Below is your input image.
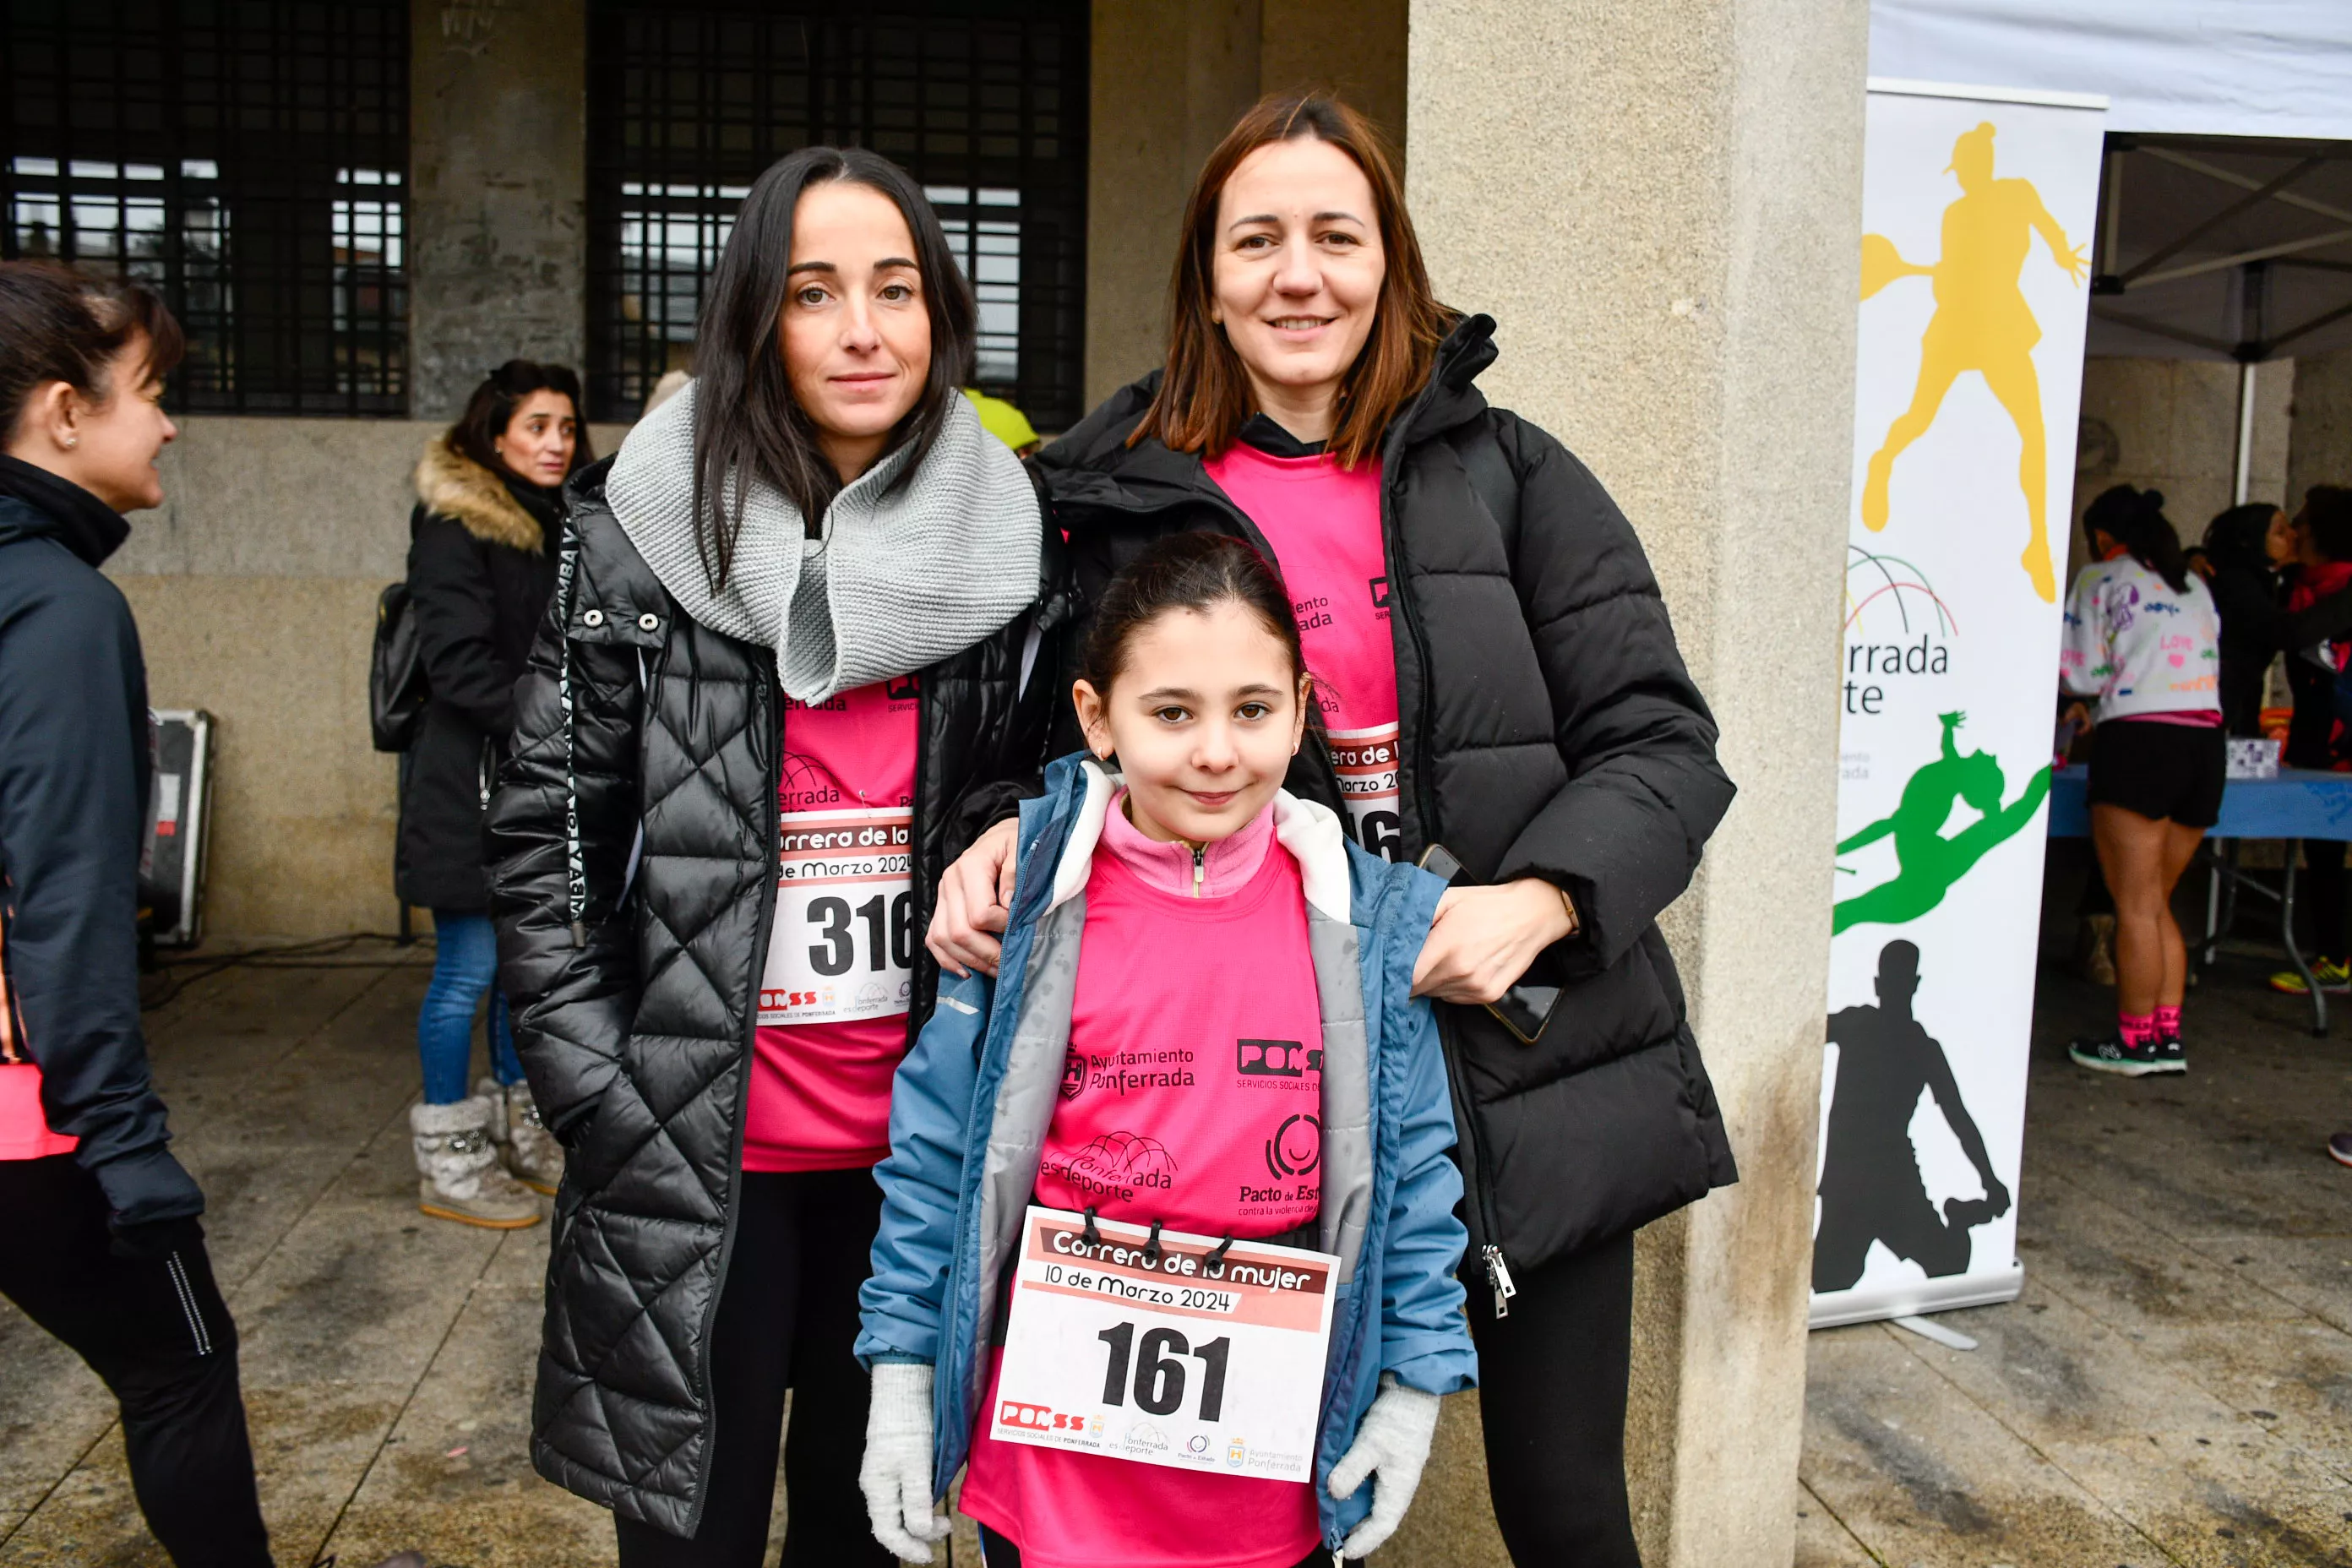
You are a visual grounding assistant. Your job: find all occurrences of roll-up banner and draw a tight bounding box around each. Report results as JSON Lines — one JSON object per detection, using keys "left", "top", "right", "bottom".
{"left": 1811, "top": 79, "right": 2107, "bottom": 1330}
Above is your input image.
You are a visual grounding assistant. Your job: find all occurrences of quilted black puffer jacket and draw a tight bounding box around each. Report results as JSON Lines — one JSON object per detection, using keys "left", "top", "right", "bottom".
{"left": 484, "top": 460, "right": 1056, "bottom": 1535}
{"left": 1031, "top": 315, "right": 1739, "bottom": 1304}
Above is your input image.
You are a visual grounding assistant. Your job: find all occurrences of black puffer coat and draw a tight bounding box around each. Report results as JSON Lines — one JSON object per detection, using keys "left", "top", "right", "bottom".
{"left": 395, "top": 438, "right": 561, "bottom": 912}
{"left": 1032, "top": 315, "right": 1739, "bottom": 1302}
{"left": 484, "top": 459, "right": 1055, "bottom": 1535}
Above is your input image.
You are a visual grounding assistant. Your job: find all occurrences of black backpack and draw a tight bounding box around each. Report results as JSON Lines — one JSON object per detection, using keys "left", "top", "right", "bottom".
{"left": 370, "top": 582, "right": 428, "bottom": 752}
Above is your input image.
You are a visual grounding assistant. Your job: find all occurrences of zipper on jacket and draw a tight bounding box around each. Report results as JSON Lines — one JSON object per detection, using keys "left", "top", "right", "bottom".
{"left": 1372, "top": 404, "right": 1514, "bottom": 1311}
{"left": 689, "top": 656, "right": 777, "bottom": 1541}
{"left": 1481, "top": 1244, "right": 1519, "bottom": 1319}
{"left": 906, "top": 672, "right": 934, "bottom": 1047}
{"left": 1190, "top": 842, "right": 1205, "bottom": 896}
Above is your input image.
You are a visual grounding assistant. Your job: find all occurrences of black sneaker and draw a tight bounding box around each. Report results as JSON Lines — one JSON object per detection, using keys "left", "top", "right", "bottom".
{"left": 2068, "top": 1032, "right": 2166, "bottom": 1077}
{"left": 2153, "top": 1034, "right": 2187, "bottom": 1075}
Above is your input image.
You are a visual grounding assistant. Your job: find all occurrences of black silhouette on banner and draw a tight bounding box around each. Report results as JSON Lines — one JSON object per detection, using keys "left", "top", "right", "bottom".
{"left": 1814, "top": 939, "right": 2012, "bottom": 1293}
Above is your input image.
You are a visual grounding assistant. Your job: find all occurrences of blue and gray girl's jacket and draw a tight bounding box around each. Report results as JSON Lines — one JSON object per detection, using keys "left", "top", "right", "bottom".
{"left": 857, "top": 754, "right": 1478, "bottom": 1549}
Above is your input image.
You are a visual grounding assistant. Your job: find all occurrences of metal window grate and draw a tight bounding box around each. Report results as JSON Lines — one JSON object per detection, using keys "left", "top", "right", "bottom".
{"left": 2, "top": 1, "right": 410, "bottom": 416}
{"left": 586, "top": 1, "right": 1087, "bottom": 429}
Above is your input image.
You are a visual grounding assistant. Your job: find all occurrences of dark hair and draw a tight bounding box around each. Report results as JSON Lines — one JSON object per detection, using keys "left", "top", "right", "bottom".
{"left": 2084, "top": 483, "right": 2191, "bottom": 593}
{"left": 2302, "top": 485, "right": 2352, "bottom": 564}
{"left": 0, "top": 259, "right": 185, "bottom": 437}
{"left": 446, "top": 359, "right": 591, "bottom": 487}
{"left": 691, "top": 146, "right": 977, "bottom": 591}
{"left": 1080, "top": 532, "right": 1306, "bottom": 697}
{"left": 2201, "top": 501, "right": 2283, "bottom": 574}
{"left": 1131, "top": 91, "right": 1446, "bottom": 471}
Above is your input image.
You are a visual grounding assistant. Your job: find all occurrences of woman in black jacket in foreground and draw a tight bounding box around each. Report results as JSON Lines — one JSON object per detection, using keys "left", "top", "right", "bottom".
{"left": 928, "top": 93, "right": 1735, "bottom": 1567}
{"left": 485, "top": 149, "right": 1053, "bottom": 1563}
{"left": 399, "top": 361, "right": 589, "bottom": 1228}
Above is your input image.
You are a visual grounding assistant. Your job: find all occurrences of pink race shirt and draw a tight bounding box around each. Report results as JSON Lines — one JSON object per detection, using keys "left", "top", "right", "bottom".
{"left": 1206, "top": 442, "right": 1402, "bottom": 860}
{"left": 743, "top": 676, "right": 920, "bottom": 1173}
{"left": 959, "top": 795, "right": 1325, "bottom": 1568}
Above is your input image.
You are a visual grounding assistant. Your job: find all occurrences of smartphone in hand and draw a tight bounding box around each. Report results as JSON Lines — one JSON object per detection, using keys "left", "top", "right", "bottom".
{"left": 1416, "top": 844, "right": 1562, "bottom": 1046}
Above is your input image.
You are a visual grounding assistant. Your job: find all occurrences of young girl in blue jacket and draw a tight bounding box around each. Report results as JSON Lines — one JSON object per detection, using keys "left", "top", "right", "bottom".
{"left": 854, "top": 532, "right": 1475, "bottom": 1567}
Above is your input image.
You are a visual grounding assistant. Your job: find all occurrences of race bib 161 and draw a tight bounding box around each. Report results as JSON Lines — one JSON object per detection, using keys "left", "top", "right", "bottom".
{"left": 990, "top": 1206, "right": 1337, "bottom": 1482}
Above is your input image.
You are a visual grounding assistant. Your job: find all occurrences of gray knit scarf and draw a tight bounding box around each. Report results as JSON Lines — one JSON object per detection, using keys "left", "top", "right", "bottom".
{"left": 606, "top": 380, "right": 1041, "bottom": 701}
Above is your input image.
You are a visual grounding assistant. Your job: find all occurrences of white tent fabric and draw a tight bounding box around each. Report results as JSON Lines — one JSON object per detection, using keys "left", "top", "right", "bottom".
{"left": 1870, "top": 1, "right": 2352, "bottom": 141}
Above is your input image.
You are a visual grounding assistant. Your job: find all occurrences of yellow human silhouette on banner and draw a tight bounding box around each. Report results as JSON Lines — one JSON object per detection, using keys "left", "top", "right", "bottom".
{"left": 1859, "top": 122, "right": 2088, "bottom": 603}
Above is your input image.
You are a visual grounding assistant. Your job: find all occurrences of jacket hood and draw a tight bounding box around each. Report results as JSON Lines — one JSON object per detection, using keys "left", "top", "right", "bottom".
{"left": 414, "top": 438, "right": 549, "bottom": 554}
{"left": 1034, "top": 313, "right": 1501, "bottom": 512}
{"left": 0, "top": 455, "right": 130, "bottom": 566}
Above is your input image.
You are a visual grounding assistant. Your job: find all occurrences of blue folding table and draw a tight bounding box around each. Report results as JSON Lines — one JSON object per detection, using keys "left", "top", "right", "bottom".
{"left": 2049, "top": 765, "right": 2352, "bottom": 1033}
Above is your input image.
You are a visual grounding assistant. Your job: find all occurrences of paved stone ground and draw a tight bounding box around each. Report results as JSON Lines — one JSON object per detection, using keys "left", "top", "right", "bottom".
{"left": 1800, "top": 856, "right": 2352, "bottom": 1568}
{"left": 2, "top": 904, "right": 2347, "bottom": 1567}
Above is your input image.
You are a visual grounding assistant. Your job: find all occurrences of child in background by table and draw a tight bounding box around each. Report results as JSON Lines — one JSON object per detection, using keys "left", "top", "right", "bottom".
{"left": 2060, "top": 484, "right": 2224, "bottom": 1077}
{"left": 853, "top": 533, "right": 1475, "bottom": 1567}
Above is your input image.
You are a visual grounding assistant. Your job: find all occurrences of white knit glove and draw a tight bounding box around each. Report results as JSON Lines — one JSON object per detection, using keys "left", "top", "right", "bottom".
{"left": 861, "top": 1362, "right": 951, "bottom": 1562}
{"left": 1326, "top": 1373, "right": 1442, "bottom": 1559}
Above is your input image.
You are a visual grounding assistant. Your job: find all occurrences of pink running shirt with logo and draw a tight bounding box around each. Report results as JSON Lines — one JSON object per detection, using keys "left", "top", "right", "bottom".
{"left": 959, "top": 795, "right": 1326, "bottom": 1568}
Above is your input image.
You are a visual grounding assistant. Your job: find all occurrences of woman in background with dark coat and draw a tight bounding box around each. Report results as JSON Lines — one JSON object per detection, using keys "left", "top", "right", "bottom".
{"left": 397, "top": 360, "right": 588, "bottom": 1228}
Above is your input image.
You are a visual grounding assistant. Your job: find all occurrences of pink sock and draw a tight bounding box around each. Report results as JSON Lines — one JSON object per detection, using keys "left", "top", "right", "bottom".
{"left": 2118, "top": 1011, "right": 2159, "bottom": 1048}
{"left": 2153, "top": 1004, "right": 2182, "bottom": 1037}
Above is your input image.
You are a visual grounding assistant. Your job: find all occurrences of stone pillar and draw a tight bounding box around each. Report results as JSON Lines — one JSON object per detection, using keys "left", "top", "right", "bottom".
{"left": 409, "top": 0, "right": 588, "bottom": 419}
{"left": 2288, "top": 346, "right": 2352, "bottom": 515}
{"left": 1395, "top": 3, "right": 1869, "bottom": 1565}
{"left": 1259, "top": 0, "right": 1410, "bottom": 148}
{"left": 1083, "top": 0, "right": 1265, "bottom": 405}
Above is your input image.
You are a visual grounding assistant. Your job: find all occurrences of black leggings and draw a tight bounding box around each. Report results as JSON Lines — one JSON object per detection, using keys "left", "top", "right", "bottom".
{"left": 0, "top": 1154, "right": 271, "bottom": 1568}
{"left": 615, "top": 1167, "right": 894, "bottom": 1568}
{"left": 1468, "top": 1230, "right": 1641, "bottom": 1567}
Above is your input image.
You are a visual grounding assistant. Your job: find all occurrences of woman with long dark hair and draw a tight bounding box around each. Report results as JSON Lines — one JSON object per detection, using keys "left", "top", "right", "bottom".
{"left": 2061, "top": 484, "right": 2224, "bottom": 1075}
{"left": 485, "top": 147, "right": 1052, "bottom": 1564}
{"left": 928, "top": 94, "right": 1737, "bottom": 1565}
{"left": 400, "top": 359, "right": 590, "bottom": 1228}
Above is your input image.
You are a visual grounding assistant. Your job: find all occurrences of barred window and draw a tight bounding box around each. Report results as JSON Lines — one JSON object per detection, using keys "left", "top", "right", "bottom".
{"left": 2, "top": 1, "right": 409, "bottom": 416}
{"left": 587, "top": 1, "right": 1088, "bottom": 430}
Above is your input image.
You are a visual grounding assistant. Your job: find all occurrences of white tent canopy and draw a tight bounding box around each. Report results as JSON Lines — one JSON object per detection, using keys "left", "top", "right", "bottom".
{"left": 1870, "top": 1, "right": 2352, "bottom": 141}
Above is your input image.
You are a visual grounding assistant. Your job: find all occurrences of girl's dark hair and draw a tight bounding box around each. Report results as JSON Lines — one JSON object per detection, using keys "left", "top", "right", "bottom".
{"left": 1133, "top": 92, "right": 1445, "bottom": 471}
{"left": 2202, "top": 500, "right": 2283, "bottom": 574}
{"left": 0, "top": 259, "right": 185, "bottom": 436}
{"left": 2302, "top": 485, "right": 2352, "bottom": 564}
{"left": 2085, "top": 483, "right": 2191, "bottom": 593}
{"left": 446, "top": 358, "right": 591, "bottom": 487}
{"left": 691, "top": 146, "right": 977, "bottom": 591}
{"left": 1081, "top": 531, "right": 1306, "bottom": 695}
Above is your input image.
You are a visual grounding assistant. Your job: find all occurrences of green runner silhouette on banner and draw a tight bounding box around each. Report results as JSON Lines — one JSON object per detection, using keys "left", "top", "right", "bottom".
{"left": 1834, "top": 711, "right": 2050, "bottom": 934}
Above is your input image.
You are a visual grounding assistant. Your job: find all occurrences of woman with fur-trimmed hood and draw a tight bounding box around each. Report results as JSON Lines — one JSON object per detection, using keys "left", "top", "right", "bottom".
{"left": 397, "top": 360, "right": 590, "bottom": 1229}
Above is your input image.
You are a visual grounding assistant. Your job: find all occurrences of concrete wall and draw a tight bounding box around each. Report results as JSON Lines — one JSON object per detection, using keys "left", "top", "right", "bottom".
{"left": 112, "top": 421, "right": 430, "bottom": 941}
{"left": 410, "top": 0, "right": 590, "bottom": 419}
{"left": 1260, "top": 0, "right": 1410, "bottom": 145}
{"left": 1393, "top": 2, "right": 1869, "bottom": 1565}
{"left": 1081, "top": 0, "right": 1410, "bottom": 406}
{"left": 110, "top": 418, "right": 629, "bottom": 941}
{"left": 2072, "top": 357, "right": 2294, "bottom": 583}
{"left": 2287, "top": 345, "right": 2352, "bottom": 515}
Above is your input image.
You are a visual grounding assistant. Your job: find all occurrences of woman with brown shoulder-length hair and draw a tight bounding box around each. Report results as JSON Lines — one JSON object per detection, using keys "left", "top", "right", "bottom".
{"left": 927, "top": 92, "right": 1738, "bottom": 1565}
